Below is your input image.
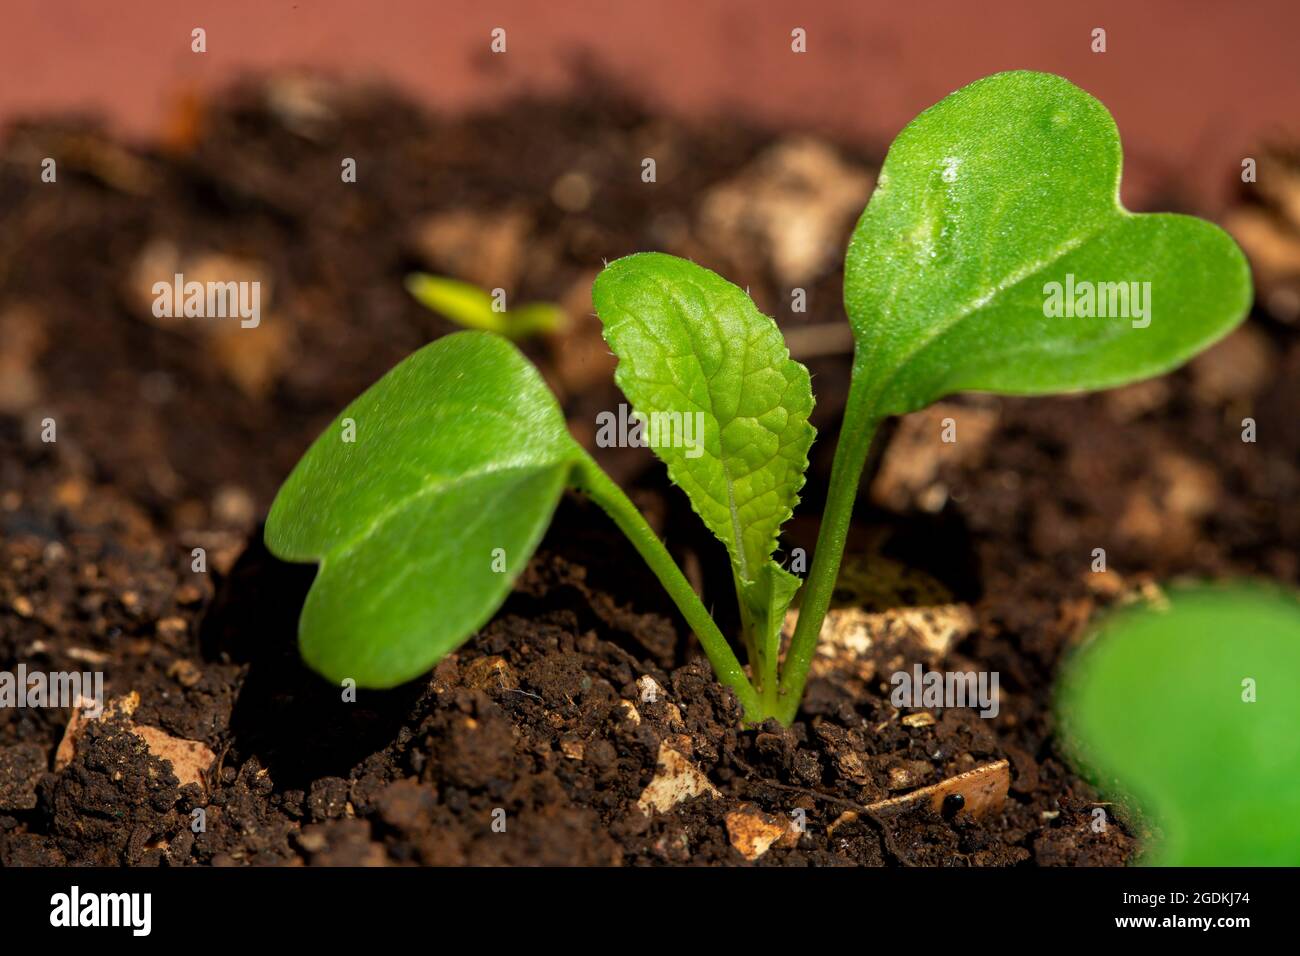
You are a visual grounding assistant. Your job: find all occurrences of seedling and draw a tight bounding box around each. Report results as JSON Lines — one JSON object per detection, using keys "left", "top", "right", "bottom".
{"left": 405, "top": 272, "right": 565, "bottom": 339}
{"left": 1057, "top": 586, "right": 1300, "bottom": 865}
{"left": 267, "top": 72, "right": 1251, "bottom": 725}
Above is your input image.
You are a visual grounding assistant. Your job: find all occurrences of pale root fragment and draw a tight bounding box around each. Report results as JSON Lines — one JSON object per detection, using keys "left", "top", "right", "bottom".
{"left": 828, "top": 760, "right": 1011, "bottom": 837}
{"left": 867, "top": 759, "right": 1010, "bottom": 821}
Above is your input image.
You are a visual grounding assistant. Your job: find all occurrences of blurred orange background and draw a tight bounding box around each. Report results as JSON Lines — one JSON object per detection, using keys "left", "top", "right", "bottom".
{"left": 3, "top": 1, "right": 1297, "bottom": 210}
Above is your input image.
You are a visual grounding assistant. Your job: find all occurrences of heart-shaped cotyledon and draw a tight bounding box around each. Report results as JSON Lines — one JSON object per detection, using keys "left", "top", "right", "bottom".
{"left": 842, "top": 70, "right": 1251, "bottom": 419}
{"left": 265, "top": 332, "right": 582, "bottom": 688}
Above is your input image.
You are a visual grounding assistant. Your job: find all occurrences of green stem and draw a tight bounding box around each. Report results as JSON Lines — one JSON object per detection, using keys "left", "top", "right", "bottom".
{"left": 734, "top": 578, "right": 780, "bottom": 706}
{"left": 734, "top": 571, "right": 765, "bottom": 683}
{"left": 570, "top": 453, "right": 764, "bottom": 721}
{"left": 758, "top": 660, "right": 782, "bottom": 716}
{"left": 757, "top": 631, "right": 780, "bottom": 705}
{"left": 775, "top": 366, "right": 882, "bottom": 724}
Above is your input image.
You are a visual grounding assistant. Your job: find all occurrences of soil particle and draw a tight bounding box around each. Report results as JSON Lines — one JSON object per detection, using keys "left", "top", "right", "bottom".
{"left": 297, "top": 818, "right": 385, "bottom": 866}
{"left": 726, "top": 803, "right": 794, "bottom": 860}
{"left": 129, "top": 724, "right": 215, "bottom": 791}
{"left": 306, "top": 776, "right": 351, "bottom": 821}
{"left": 374, "top": 777, "right": 436, "bottom": 833}
{"left": 0, "top": 742, "right": 45, "bottom": 811}
{"left": 421, "top": 692, "right": 520, "bottom": 794}
{"left": 43, "top": 713, "right": 189, "bottom": 865}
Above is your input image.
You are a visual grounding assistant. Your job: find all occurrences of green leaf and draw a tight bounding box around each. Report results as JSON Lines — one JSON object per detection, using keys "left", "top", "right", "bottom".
{"left": 737, "top": 561, "right": 802, "bottom": 680}
{"left": 593, "top": 254, "right": 815, "bottom": 683}
{"left": 265, "top": 331, "right": 581, "bottom": 688}
{"left": 592, "top": 253, "right": 815, "bottom": 580}
{"left": 406, "top": 273, "right": 565, "bottom": 339}
{"left": 1058, "top": 586, "right": 1300, "bottom": 866}
{"left": 844, "top": 71, "right": 1252, "bottom": 417}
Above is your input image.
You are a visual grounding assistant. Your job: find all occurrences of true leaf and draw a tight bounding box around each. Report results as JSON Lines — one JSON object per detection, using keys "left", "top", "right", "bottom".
{"left": 592, "top": 253, "right": 815, "bottom": 665}
{"left": 593, "top": 254, "right": 815, "bottom": 580}
{"left": 1058, "top": 586, "right": 1300, "bottom": 866}
{"left": 844, "top": 70, "right": 1252, "bottom": 417}
{"left": 265, "top": 331, "right": 581, "bottom": 687}
{"left": 737, "top": 561, "right": 802, "bottom": 677}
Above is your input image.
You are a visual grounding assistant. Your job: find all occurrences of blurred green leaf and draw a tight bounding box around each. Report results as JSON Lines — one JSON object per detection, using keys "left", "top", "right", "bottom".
{"left": 1058, "top": 586, "right": 1300, "bottom": 865}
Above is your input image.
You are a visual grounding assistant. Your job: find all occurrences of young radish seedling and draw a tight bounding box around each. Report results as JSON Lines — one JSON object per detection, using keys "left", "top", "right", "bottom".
{"left": 266, "top": 71, "right": 1251, "bottom": 725}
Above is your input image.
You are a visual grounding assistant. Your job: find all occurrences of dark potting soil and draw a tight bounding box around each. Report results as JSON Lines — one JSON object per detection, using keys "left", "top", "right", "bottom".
{"left": 1, "top": 72, "right": 1297, "bottom": 866}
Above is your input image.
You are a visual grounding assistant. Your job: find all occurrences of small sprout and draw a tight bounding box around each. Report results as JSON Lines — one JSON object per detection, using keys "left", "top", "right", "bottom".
{"left": 267, "top": 71, "right": 1251, "bottom": 726}
{"left": 405, "top": 273, "right": 565, "bottom": 340}
{"left": 1057, "top": 586, "right": 1300, "bottom": 865}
